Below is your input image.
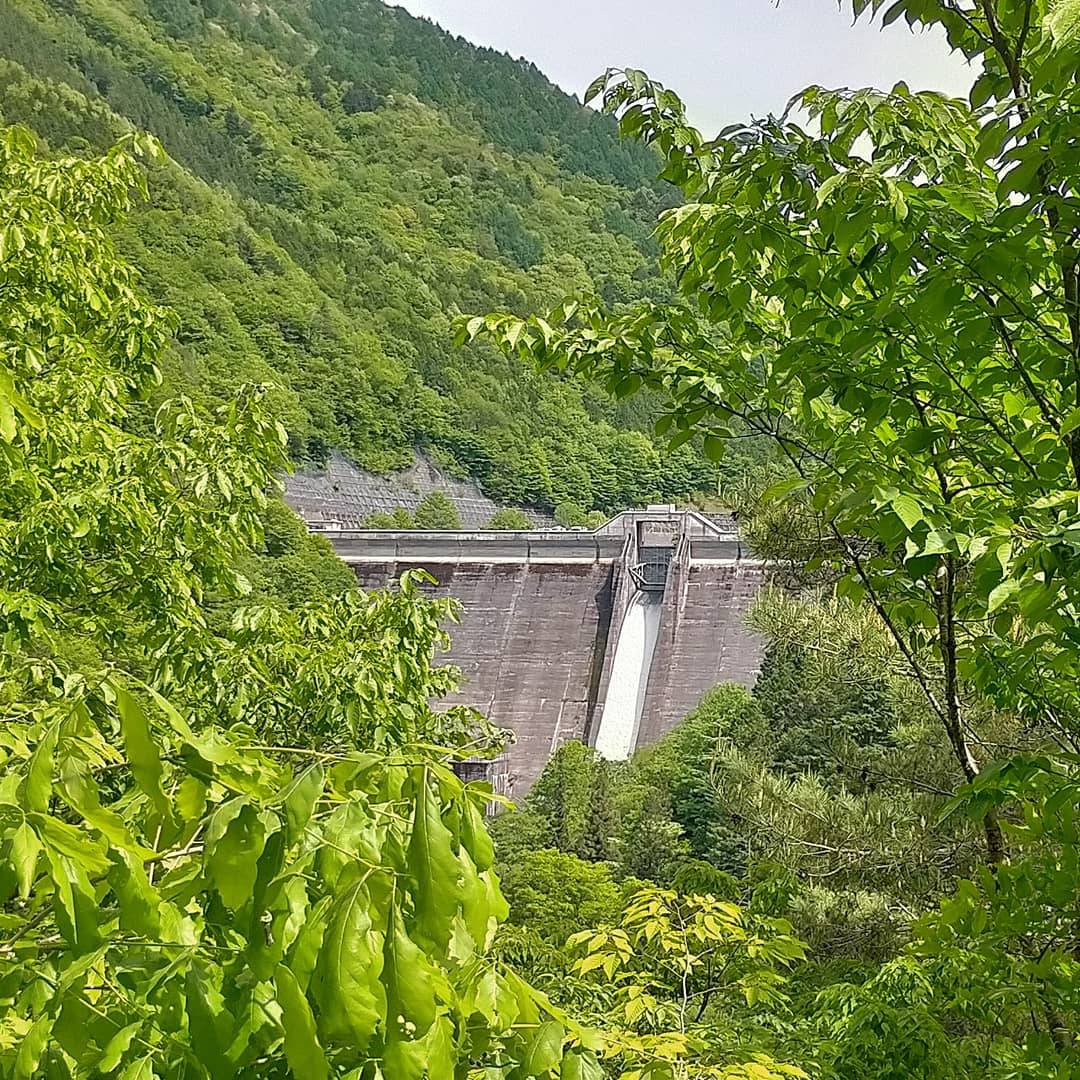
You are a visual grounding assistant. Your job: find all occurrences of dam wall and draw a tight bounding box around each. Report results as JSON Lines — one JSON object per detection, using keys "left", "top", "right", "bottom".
{"left": 352, "top": 557, "right": 615, "bottom": 794}
{"left": 637, "top": 549, "right": 767, "bottom": 746}
{"left": 322, "top": 508, "right": 767, "bottom": 797}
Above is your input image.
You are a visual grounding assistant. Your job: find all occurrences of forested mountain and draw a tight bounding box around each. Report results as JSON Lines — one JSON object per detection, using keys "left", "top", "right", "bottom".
{"left": 8, "top": 1, "right": 1080, "bottom": 1077}
{"left": 0, "top": 0, "right": 717, "bottom": 512}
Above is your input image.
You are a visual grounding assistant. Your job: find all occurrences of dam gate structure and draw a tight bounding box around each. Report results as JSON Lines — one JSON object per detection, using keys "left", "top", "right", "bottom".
{"left": 313, "top": 508, "right": 768, "bottom": 796}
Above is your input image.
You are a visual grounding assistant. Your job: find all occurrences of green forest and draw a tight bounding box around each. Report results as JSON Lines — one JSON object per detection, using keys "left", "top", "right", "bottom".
{"left": 0, "top": 0, "right": 729, "bottom": 514}
{"left": 4, "top": 0, "right": 1080, "bottom": 1078}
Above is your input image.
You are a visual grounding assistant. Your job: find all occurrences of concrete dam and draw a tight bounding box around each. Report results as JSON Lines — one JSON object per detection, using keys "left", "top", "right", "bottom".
{"left": 318, "top": 508, "right": 768, "bottom": 796}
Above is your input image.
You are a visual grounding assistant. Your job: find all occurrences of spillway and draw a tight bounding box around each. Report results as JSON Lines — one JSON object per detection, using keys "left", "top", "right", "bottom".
{"left": 593, "top": 591, "right": 663, "bottom": 760}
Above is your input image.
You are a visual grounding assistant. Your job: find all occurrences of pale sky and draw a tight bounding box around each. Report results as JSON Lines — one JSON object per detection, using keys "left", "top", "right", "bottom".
{"left": 392, "top": 0, "right": 976, "bottom": 135}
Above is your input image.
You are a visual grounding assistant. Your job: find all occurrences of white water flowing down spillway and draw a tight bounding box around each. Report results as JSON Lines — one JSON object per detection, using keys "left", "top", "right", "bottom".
{"left": 594, "top": 592, "right": 663, "bottom": 760}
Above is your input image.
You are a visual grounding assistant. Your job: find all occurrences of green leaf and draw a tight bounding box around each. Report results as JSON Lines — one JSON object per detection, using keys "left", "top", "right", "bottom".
{"left": 407, "top": 767, "right": 462, "bottom": 953}
{"left": 0, "top": 366, "right": 42, "bottom": 441}
{"left": 921, "top": 530, "right": 952, "bottom": 557}
{"left": 59, "top": 751, "right": 155, "bottom": 858}
{"left": 34, "top": 813, "right": 111, "bottom": 875}
{"left": 702, "top": 434, "right": 725, "bottom": 461}
{"left": 1002, "top": 390, "right": 1026, "bottom": 419}
{"left": 283, "top": 763, "right": 324, "bottom": 845}
{"left": 760, "top": 477, "right": 807, "bottom": 504}
{"left": 562, "top": 1051, "right": 604, "bottom": 1080}
{"left": 0, "top": 387, "right": 17, "bottom": 442}
{"left": 46, "top": 850, "right": 102, "bottom": 954}
{"left": 98, "top": 1022, "right": 142, "bottom": 1073}
{"left": 141, "top": 682, "right": 195, "bottom": 740}
{"left": 118, "top": 1060, "right": 155, "bottom": 1080}
{"left": 110, "top": 850, "right": 164, "bottom": 938}
{"left": 10, "top": 821, "right": 40, "bottom": 899}
{"left": 1061, "top": 406, "right": 1080, "bottom": 436}
{"left": 891, "top": 493, "right": 924, "bottom": 531}
{"left": 205, "top": 800, "right": 265, "bottom": 910}
{"left": 524, "top": 1019, "right": 565, "bottom": 1075}
{"left": 584, "top": 73, "right": 608, "bottom": 104}
{"left": 901, "top": 426, "right": 938, "bottom": 453}
{"left": 314, "top": 883, "right": 385, "bottom": 1048}
{"left": 816, "top": 172, "right": 845, "bottom": 207}
{"left": 1046, "top": 0, "right": 1080, "bottom": 48}
{"left": 1028, "top": 490, "right": 1080, "bottom": 510}
{"left": 384, "top": 1015, "right": 455, "bottom": 1080}
{"left": 24, "top": 721, "right": 59, "bottom": 814}
{"left": 186, "top": 966, "right": 237, "bottom": 1080}
{"left": 667, "top": 428, "right": 696, "bottom": 452}
{"left": 460, "top": 795, "right": 495, "bottom": 872}
{"left": 288, "top": 895, "right": 332, "bottom": 994}
{"left": 176, "top": 776, "right": 207, "bottom": 822}
{"left": 113, "top": 683, "right": 170, "bottom": 819}
{"left": 274, "top": 965, "right": 330, "bottom": 1080}
{"left": 384, "top": 906, "right": 443, "bottom": 1045}
{"left": 506, "top": 319, "right": 526, "bottom": 350}
{"left": 14, "top": 1014, "right": 52, "bottom": 1080}
{"left": 988, "top": 577, "right": 1021, "bottom": 613}
{"left": 245, "top": 829, "right": 287, "bottom": 978}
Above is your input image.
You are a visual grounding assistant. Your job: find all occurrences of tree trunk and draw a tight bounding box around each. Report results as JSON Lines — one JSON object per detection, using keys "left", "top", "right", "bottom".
{"left": 938, "top": 556, "right": 1006, "bottom": 866}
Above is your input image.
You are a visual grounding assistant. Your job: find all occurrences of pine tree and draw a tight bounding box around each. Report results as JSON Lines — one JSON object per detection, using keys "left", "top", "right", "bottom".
{"left": 578, "top": 760, "right": 618, "bottom": 862}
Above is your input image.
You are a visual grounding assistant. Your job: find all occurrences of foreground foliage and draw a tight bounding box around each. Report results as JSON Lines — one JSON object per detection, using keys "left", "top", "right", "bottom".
{"left": 473, "top": 1, "right": 1080, "bottom": 1074}
{"left": 568, "top": 889, "right": 807, "bottom": 1080}
{"left": 0, "top": 128, "right": 605, "bottom": 1079}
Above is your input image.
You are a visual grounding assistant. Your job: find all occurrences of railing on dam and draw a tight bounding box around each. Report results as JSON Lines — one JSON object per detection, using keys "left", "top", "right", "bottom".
{"left": 319, "top": 508, "right": 746, "bottom": 568}
{"left": 324, "top": 528, "right": 626, "bottom": 565}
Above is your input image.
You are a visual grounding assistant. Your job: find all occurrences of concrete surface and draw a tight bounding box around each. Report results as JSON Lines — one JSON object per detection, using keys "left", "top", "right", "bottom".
{"left": 331, "top": 509, "right": 768, "bottom": 797}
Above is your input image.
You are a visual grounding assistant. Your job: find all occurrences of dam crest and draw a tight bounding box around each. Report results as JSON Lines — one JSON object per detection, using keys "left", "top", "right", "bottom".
{"left": 314, "top": 507, "right": 767, "bottom": 796}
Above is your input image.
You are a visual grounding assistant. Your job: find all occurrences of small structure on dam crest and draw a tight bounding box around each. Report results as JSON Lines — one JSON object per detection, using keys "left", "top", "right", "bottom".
{"left": 311, "top": 507, "right": 767, "bottom": 796}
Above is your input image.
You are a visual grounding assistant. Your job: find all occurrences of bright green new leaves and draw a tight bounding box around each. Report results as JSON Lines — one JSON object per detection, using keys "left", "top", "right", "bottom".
{"left": 408, "top": 765, "right": 465, "bottom": 952}
{"left": 1047, "top": 0, "right": 1080, "bottom": 46}
{"left": 274, "top": 966, "right": 329, "bottom": 1080}
{"left": 568, "top": 888, "right": 807, "bottom": 1079}
{"left": 314, "top": 881, "right": 386, "bottom": 1048}
{"left": 0, "top": 130, "right": 595, "bottom": 1080}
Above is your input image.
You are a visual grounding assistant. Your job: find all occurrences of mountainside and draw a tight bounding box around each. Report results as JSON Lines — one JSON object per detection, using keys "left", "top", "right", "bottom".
{"left": 0, "top": 0, "right": 719, "bottom": 512}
